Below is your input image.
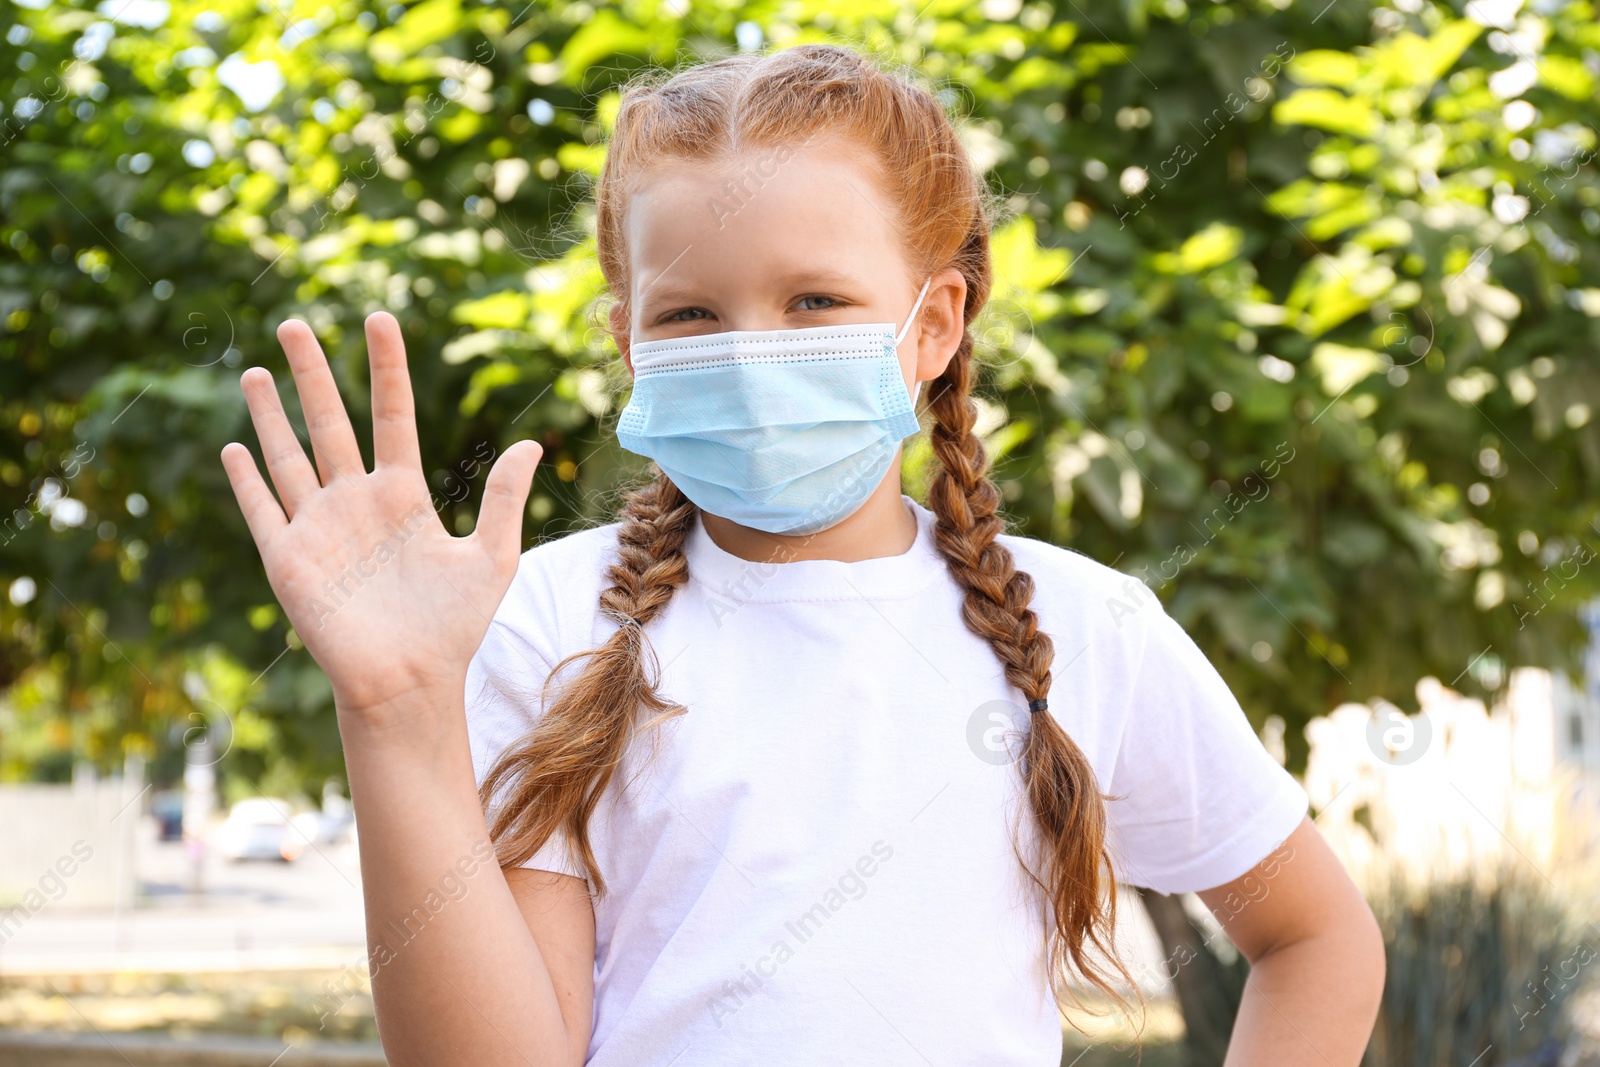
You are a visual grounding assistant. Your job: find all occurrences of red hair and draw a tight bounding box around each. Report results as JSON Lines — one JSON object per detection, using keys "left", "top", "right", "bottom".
{"left": 482, "top": 41, "right": 1136, "bottom": 1020}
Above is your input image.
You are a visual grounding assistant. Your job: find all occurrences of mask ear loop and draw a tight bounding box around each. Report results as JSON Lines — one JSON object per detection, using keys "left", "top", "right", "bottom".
{"left": 896, "top": 276, "right": 934, "bottom": 411}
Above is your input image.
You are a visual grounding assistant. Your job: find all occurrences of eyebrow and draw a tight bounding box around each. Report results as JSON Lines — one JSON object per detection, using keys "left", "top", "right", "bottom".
{"left": 638, "top": 267, "right": 873, "bottom": 307}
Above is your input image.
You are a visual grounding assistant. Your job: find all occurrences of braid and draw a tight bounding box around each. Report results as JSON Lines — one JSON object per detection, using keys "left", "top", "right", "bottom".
{"left": 600, "top": 474, "right": 698, "bottom": 628}
{"left": 925, "top": 328, "right": 1136, "bottom": 1013}
{"left": 926, "top": 335, "right": 1054, "bottom": 703}
{"left": 481, "top": 469, "right": 698, "bottom": 897}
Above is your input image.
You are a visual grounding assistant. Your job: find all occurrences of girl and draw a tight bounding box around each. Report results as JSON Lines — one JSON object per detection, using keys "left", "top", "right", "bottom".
{"left": 221, "top": 42, "right": 1383, "bottom": 1067}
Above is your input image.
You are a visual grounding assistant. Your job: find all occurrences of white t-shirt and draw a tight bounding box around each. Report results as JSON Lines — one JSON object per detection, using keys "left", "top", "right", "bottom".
{"left": 464, "top": 495, "right": 1307, "bottom": 1066}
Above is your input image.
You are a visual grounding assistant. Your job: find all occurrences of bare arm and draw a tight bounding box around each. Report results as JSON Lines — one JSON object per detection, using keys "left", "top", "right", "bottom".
{"left": 506, "top": 866, "right": 597, "bottom": 1061}
{"left": 221, "top": 311, "right": 594, "bottom": 1065}
{"left": 343, "top": 692, "right": 594, "bottom": 1067}
{"left": 1196, "top": 815, "right": 1386, "bottom": 1066}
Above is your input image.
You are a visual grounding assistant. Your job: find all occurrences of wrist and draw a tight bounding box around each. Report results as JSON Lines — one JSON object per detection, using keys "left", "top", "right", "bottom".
{"left": 333, "top": 672, "right": 466, "bottom": 734}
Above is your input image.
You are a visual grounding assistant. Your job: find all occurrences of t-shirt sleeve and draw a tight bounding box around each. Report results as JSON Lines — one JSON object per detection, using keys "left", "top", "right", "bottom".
{"left": 1101, "top": 596, "right": 1309, "bottom": 896}
{"left": 464, "top": 590, "right": 589, "bottom": 883}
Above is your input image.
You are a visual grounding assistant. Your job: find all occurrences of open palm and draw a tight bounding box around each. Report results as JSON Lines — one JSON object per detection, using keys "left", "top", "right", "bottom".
{"left": 220, "top": 312, "right": 542, "bottom": 720}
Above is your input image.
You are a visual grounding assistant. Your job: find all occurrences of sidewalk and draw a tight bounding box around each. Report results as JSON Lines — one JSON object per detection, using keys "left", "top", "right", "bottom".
{"left": 0, "top": 827, "right": 367, "bottom": 977}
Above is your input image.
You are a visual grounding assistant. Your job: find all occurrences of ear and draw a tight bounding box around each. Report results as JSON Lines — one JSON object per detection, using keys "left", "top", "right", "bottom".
{"left": 609, "top": 301, "right": 634, "bottom": 376}
{"left": 910, "top": 267, "right": 967, "bottom": 389}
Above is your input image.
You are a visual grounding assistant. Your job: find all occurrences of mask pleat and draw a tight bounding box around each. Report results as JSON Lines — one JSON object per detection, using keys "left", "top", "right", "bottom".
{"left": 616, "top": 277, "right": 932, "bottom": 534}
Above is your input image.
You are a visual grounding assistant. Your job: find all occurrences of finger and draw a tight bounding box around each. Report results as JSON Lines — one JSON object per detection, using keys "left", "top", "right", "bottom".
{"left": 366, "top": 312, "right": 423, "bottom": 472}
{"left": 240, "top": 366, "right": 321, "bottom": 518}
{"left": 220, "top": 440, "right": 288, "bottom": 548}
{"left": 276, "top": 319, "right": 367, "bottom": 485}
{"left": 472, "top": 440, "right": 543, "bottom": 561}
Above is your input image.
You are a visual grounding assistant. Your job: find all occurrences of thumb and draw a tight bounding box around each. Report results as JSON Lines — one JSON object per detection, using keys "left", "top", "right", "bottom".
{"left": 473, "top": 440, "right": 543, "bottom": 560}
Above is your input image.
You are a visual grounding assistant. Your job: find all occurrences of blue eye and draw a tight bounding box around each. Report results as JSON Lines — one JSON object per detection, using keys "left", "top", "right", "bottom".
{"left": 796, "top": 295, "right": 838, "bottom": 311}
{"left": 666, "top": 308, "right": 709, "bottom": 322}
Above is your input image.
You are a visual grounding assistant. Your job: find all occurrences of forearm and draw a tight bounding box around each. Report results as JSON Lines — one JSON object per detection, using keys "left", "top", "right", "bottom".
{"left": 1223, "top": 928, "right": 1384, "bottom": 1066}
{"left": 339, "top": 685, "right": 573, "bottom": 1067}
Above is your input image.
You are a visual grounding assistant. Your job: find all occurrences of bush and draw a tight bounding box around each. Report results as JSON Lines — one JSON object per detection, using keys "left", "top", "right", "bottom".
{"left": 1363, "top": 861, "right": 1596, "bottom": 1067}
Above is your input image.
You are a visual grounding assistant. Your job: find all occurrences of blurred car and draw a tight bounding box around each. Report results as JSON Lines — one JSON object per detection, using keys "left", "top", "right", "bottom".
{"left": 290, "top": 807, "right": 354, "bottom": 848}
{"left": 215, "top": 797, "right": 305, "bottom": 862}
{"left": 150, "top": 789, "right": 184, "bottom": 841}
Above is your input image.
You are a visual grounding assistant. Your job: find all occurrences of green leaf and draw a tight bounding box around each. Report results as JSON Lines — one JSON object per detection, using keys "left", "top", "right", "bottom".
{"left": 369, "top": 0, "right": 462, "bottom": 64}
{"left": 1371, "top": 20, "right": 1482, "bottom": 91}
{"left": 1265, "top": 178, "right": 1360, "bottom": 220}
{"left": 1273, "top": 88, "right": 1378, "bottom": 138}
{"left": 556, "top": 141, "right": 607, "bottom": 177}
{"left": 558, "top": 9, "right": 657, "bottom": 77}
{"left": 1310, "top": 342, "right": 1385, "bottom": 395}
{"left": 1287, "top": 49, "right": 1364, "bottom": 89}
{"left": 1154, "top": 222, "right": 1243, "bottom": 274}
{"left": 441, "top": 328, "right": 508, "bottom": 364}
{"left": 451, "top": 290, "right": 530, "bottom": 330}
{"left": 1538, "top": 55, "right": 1597, "bottom": 100}
{"left": 993, "top": 215, "right": 1073, "bottom": 294}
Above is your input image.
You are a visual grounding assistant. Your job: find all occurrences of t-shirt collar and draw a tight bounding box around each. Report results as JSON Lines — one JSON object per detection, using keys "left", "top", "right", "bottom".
{"left": 682, "top": 494, "right": 945, "bottom": 604}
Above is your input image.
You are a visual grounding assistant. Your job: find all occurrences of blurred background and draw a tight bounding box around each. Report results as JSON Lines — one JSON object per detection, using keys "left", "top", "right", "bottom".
{"left": 2, "top": 0, "right": 1599, "bottom": 1063}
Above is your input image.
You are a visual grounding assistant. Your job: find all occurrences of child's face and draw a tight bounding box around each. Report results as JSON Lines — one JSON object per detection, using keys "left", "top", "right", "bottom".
{"left": 613, "top": 135, "right": 964, "bottom": 395}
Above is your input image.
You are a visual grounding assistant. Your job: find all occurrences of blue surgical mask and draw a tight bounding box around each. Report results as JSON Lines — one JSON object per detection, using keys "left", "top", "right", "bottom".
{"left": 617, "top": 277, "right": 933, "bottom": 535}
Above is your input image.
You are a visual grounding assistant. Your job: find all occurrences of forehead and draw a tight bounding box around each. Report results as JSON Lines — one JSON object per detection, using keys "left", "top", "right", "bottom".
{"left": 623, "top": 136, "right": 910, "bottom": 301}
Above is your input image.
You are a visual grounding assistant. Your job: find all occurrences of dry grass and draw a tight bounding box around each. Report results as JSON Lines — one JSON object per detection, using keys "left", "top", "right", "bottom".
{"left": 0, "top": 969, "right": 376, "bottom": 1044}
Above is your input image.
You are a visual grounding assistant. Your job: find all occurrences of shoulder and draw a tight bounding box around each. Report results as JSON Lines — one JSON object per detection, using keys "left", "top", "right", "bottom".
{"left": 467, "top": 519, "right": 622, "bottom": 742}
{"left": 995, "top": 528, "right": 1122, "bottom": 590}
{"left": 995, "top": 527, "right": 1160, "bottom": 630}
{"left": 516, "top": 518, "right": 625, "bottom": 586}
{"left": 486, "top": 518, "right": 624, "bottom": 663}
{"left": 977, "top": 526, "right": 1166, "bottom": 785}
{"left": 990, "top": 526, "right": 1166, "bottom": 723}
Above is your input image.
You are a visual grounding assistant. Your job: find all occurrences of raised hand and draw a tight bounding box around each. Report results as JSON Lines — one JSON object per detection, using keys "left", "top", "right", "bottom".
{"left": 220, "top": 311, "right": 543, "bottom": 723}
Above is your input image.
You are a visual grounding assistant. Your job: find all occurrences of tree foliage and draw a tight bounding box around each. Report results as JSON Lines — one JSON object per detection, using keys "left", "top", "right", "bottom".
{"left": 2, "top": 0, "right": 1598, "bottom": 790}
